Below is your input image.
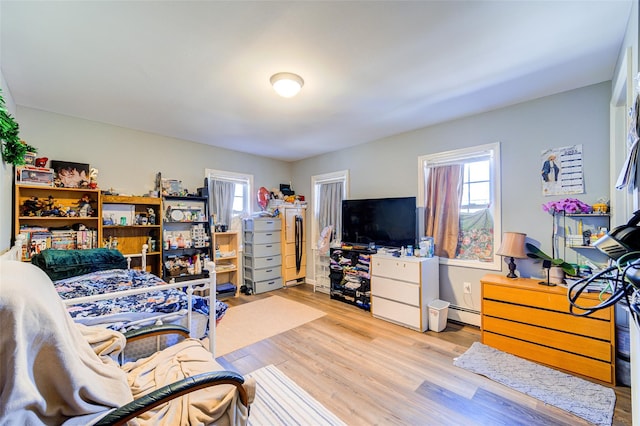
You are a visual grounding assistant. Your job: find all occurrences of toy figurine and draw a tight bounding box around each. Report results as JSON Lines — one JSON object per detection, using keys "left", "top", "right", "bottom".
{"left": 22, "top": 196, "right": 40, "bottom": 216}
{"left": 38, "top": 196, "right": 58, "bottom": 216}
{"left": 77, "top": 194, "right": 93, "bottom": 217}
{"left": 89, "top": 168, "right": 98, "bottom": 189}
{"left": 147, "top": 208, "right": 156, "bottom": 225}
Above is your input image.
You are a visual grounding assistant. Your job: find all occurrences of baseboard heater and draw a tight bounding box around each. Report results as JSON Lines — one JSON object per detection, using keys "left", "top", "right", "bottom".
{"left": 449, "top": 304, "right": 479, "bottom": 314}
{"left": 448, "top": 304, "right": 481, "bottom": 327}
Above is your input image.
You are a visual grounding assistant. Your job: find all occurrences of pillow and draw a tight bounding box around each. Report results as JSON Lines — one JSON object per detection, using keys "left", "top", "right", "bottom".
{"left": 31, "top": 248, "right": 128, "bottom": 281}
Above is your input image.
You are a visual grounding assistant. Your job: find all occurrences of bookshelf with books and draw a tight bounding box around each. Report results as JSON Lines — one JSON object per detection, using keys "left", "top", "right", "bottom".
{"left": 14, "top": 185, "right": 102, "bottom": 260}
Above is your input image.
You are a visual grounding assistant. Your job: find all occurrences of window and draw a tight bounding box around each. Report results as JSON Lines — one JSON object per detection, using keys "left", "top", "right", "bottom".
{"left": 461, "top": 160, "right": 491, "bottom": 213}
{"left": 205, "top": 169, "right": 253, "bottom": 234}
{"left": 311, "top": 170, "right": 349, "bottom": 249}
{"left": 418, "top": 142, "right": 501, "bottom": 270}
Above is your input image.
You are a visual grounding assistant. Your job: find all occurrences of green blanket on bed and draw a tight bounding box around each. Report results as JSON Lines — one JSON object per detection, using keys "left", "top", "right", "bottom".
{"left": 31, "top": 248, "right": 128, "bottom": 281}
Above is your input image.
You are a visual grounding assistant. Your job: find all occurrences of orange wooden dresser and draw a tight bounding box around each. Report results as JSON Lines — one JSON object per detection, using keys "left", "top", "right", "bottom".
{"left": 481, "top": 273, "right": 615, "bottom": 384}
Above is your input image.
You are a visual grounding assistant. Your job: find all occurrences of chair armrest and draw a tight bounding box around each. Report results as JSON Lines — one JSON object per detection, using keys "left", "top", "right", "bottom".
{"left": 123, "top": 324, "right": 190, "bottom": 343}
{"left": 93, "top": 371, "right": 248, "bottom": 426}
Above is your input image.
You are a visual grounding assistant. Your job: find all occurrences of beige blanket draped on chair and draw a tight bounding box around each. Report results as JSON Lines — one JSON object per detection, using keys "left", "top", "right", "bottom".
{"left": 0, "top": 260, "right": 253, "bottom": 425}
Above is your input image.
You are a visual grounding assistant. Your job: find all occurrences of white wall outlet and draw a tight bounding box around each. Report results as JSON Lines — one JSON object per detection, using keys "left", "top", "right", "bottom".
{"left": 463, "top": 282, "right": 472, "bottom": 294}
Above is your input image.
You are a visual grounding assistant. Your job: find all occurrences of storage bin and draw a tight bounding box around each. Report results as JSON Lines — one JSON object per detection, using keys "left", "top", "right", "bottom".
{"left": 428, "top": 299, "right": 450, "bottom": 332}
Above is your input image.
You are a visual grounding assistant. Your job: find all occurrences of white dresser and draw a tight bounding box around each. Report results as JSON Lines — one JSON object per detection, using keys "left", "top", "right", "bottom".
{"left": 242, "top": 218, "right": 283, "bottom": 294}
{"left": 370, "top": 254, "right": 439, "bottom": 331}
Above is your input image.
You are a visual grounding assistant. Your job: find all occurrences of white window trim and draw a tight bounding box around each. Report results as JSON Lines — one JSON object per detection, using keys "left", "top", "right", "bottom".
{"left": 310, "top": 170, "right": 350, "bottom": 251}
{"left": 417, "top": 142, "right": 502, "bottom": 271}
{"left": 205, "top": 168, "right": 254, "bottom": 215}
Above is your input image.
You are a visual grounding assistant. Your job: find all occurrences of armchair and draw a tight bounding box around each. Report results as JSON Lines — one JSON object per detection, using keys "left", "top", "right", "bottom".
{"left": 0, "top": 260, "right": 254, "bottom": 425}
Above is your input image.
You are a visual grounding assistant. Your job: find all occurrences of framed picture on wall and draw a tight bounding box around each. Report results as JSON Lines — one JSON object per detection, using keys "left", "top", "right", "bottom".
{"left": 51, "top": 160, "right": 91, "bottom": 188}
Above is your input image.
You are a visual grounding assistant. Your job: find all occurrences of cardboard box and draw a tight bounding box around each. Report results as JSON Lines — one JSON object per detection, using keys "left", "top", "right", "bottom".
{"left": 16, "top": 166, "right": 54, "bottom": 186}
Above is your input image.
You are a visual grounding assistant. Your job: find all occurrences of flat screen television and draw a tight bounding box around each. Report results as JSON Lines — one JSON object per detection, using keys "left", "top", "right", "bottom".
{"left": 342, "top": 196, "right": 417, "bottom": 249}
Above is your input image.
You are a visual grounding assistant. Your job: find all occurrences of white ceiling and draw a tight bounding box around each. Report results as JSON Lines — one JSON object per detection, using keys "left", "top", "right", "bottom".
{"left": 0, "top": 1, "right": 633, "bottom": 162}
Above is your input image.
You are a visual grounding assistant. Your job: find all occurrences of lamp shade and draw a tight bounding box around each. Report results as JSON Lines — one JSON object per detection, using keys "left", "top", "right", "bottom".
{"left": 496, "top": 232, "right": 527, "bottom": 258}
{"left": 270, "top": 72, "right": 304, "bottom": 98}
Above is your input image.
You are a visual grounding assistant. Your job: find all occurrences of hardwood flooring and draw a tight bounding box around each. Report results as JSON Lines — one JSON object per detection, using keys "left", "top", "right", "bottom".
{"left": 217, "top": 284, "right": 632, "bottom": 425}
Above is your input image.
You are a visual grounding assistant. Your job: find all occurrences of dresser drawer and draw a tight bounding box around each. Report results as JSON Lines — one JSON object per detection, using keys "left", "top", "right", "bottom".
{"left": 371, "top": 276, "right": 419, "bottom": 306}
{"left": 284, "top": 250, "right": 307, "bottom": 269}
{"left": 244, "top": 254, "right": 281, "bottom": 270}
{"left": 245, "top": 277, "right": 283, "bottom": 294}
{"left": 483, "top": 283, "right": 611, "bottom": 320}
{"left": 244, "top": 242, "right": 280, "bottom": 257}
{"left": 243, "top": 218, "right": 281, "bottom": 232}
{"left": 243, "top": 230, "right": 281, "bottom": 245}
{"left": 372, "top": 296, "right": 423, "bottom": 330}
{"left": 483, "top": 299, "right": 612, "bottom": 340}
{"left": 244, "top": 265, "right": 280, "bottom": 282}
{"left": 372, "top": 256, "right": 420, "bottom": 283}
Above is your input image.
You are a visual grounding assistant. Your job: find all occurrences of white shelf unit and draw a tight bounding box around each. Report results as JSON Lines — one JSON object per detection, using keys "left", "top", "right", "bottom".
{"left": 314, "top": 252, "right": 331, "bottom": 294}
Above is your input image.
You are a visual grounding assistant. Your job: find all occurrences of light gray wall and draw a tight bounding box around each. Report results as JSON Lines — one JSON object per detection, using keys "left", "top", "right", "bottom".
{"left": 1, "top": 71, "right": 16, "bottom": 252}
{"left": 294, "top": 82, "right": 611, "bottom": 321}
{"left": 14, "top": 107, "right": 292, "bottom": 204}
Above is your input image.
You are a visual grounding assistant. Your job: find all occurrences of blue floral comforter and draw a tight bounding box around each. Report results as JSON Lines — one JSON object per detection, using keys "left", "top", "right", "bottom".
{"left": 54, "top": 269, "right": 227, "bottom": 331}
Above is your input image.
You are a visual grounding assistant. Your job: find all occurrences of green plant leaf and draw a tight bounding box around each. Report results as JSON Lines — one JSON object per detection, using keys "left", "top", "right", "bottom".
{"left": 525, "top": 242, "right": 577, "bottom": 276}
{"left": 0, "top": 88, "right": 25, "bottom": 165}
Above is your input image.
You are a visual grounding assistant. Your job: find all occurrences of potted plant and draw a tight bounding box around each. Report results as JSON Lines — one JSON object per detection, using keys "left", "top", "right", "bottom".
{"left": 0, "top": 88, "right": 36, "bottom": 165}
{"left": 525, "top": 242, "right": 576, "bottom": 277}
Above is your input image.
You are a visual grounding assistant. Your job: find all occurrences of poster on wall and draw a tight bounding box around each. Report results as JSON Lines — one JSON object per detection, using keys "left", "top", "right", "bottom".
{"left": 541, "top": 144, "right": 584, "bottom": 196}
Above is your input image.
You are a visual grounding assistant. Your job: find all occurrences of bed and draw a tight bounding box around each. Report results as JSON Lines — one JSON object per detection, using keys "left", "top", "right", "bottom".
{"left": 1, "top": 237, "right": 221, "bottom": 354}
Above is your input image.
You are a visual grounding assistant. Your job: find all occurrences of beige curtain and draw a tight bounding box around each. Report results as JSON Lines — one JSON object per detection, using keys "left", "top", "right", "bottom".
{"left": 425, "top": 164, "right": 463, "bottom": 258}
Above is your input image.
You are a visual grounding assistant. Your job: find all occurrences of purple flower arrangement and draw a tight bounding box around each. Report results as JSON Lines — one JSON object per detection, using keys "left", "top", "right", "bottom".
{"left": 542, "top": 198, "right": 592, "bottom": 215}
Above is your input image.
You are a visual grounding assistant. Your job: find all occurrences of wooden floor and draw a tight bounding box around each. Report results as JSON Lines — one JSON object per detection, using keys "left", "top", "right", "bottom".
{"left": 217, "top": 284, "right": 632, "bottom": 425}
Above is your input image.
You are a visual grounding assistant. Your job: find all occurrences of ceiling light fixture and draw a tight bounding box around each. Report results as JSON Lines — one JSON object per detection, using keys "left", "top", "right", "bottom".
{"left": 270, "top": 72, "right": 304, "bottom": 98}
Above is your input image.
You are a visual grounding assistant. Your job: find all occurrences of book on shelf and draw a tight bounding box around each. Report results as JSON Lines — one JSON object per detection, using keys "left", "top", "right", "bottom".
{"left": 19, "top": 226, "right": 98, "bottom": 258}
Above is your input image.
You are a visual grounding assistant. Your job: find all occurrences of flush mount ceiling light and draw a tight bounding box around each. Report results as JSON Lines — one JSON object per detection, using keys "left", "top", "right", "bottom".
{"left": 270, "top": 72, "right": 304, "bottom": 98}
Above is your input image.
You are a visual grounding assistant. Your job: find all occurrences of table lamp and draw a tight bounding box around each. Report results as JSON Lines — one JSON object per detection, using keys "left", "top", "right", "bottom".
{"left": 496, "top": 232, "right": 528, "bottom": 278}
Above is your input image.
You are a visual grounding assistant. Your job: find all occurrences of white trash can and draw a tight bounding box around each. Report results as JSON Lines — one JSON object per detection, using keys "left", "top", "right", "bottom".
{"left": 428, "top": 299, "right": 450, "bottom": 332}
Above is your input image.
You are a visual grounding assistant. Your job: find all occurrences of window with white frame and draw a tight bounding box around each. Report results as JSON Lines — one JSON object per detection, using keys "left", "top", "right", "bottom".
{"left": 205, "top": 169, "right": 253, "bottom": 233}
{"left": 311, "top": 170, "right": 349, "bottom": 251}
{"left": 418, "top": 142, "right": 501, "bottom": 270}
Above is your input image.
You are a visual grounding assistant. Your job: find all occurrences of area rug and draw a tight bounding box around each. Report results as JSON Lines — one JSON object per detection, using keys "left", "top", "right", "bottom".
{"left": 207, "top": 295, "right": 326, "bottom": 356}
{"left": 453, "top": 342, "right": 616, "bottom": 426}
{"left": 246, "top": 364, "right": 346, "bottom": 426}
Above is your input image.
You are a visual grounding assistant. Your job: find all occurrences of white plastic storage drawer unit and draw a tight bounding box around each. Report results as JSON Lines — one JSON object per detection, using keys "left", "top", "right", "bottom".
{"left": 244, "top": 254, "right": 282, "bottom": 270}
{"left": 252, "top": 277, "right": 284, "bottom": 294}
{"left": 244, "top": 242, "right": 280, "bottom": 258}
{"left": 370, "top": 255, "right": 439, "bottom": 332}
{"left": 242, "top": 217, "right": 283, "bottom": 294}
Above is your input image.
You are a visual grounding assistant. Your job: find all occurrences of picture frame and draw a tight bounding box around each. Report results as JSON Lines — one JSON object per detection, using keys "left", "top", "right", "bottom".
{"left": 51, "top": 160, "right": 91, "bottom": 188}
{"left": 161, "top": 178, "right": 183, "bottom": 196}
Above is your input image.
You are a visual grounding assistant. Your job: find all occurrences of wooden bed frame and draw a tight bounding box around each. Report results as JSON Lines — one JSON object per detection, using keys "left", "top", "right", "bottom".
{"left": 1, "top": 236, "right": 218, "bottom": 355}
